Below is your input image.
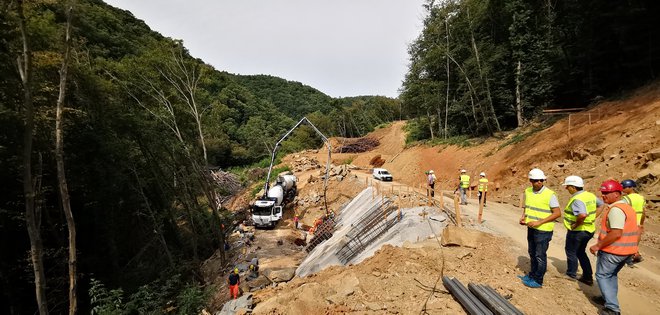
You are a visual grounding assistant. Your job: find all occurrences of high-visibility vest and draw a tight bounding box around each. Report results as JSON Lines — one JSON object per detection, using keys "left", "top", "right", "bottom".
{"left": 563, "top": 191, "right": 597, "bottom": 233}
{"left": 598, "top": 203, "right": 639, "bottom": 256}
{"left": 460, "top": 175, "right": 470, "bottom": 188}
{"left": 524, "top": 186, "right": 556, "bottom": 232}
{"left": 623, "top": 193, "right": 645, "bottom": 225}
{"left": 478, "top": 178, "right": 488, "bottom": 192}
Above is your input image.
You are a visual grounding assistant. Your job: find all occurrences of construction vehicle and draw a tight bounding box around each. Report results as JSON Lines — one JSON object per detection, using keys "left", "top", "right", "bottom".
{"left": 251, "top": 117, "right": 332, "bottom": 228}
{"left": 252, "top": 174, "right": 297, "bottom": 227}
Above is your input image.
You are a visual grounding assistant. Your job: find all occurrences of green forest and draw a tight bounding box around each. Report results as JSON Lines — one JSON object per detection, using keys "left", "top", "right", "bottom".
{"left": 0, "top": 0, "right": 657, "bottom": 314}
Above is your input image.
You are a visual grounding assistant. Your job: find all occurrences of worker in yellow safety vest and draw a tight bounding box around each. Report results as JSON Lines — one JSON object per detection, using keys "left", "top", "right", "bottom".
{"left": 589, "top": 180, "right": 639, "bottom": 315}
{"left": 621, "top": 179, "right": 646, "bottom": 264}
{"left": 561, "top": 175, "right": 604, "bottom": 286}
{"left": 478, "top": 172, "right": 488, "bottom": 207}
{"left": 517, "top": 168, "right": 561, "bottom": 288}
{"left": 458, "top": 169, "right": 470, "bottom": 205}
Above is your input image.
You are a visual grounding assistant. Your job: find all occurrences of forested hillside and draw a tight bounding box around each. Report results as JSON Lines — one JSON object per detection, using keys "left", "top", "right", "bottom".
{"left": 401, "top": 0, "right": 659, "bottom": 140}
{"left": 0, "top": 0, "right": 399, "bottom": 314}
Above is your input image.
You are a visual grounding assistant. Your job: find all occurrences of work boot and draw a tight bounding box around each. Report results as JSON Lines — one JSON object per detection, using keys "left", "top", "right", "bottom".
{"left": 522, "top": 278, "right": 542, "bottom": 288}
{"left": 578, "top": 276, "right": 594, "bottom": 286}
{"left": 599, "top": 308, "right": 620, "bottom": 315}
{"left": 564, "top": 274, "right": 577, "bottom": 281}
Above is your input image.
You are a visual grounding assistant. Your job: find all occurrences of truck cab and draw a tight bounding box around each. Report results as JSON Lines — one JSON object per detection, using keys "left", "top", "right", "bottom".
{"left": 251, "top": 198, "right": 282, "bottom": 228}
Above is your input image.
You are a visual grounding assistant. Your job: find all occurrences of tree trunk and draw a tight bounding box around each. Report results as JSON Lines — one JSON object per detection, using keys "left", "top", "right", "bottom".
{"left": 427, "top": 109, "right": 434, "bottom": 139}
{"left": 55, "top": 2, "right": 77, "bottom": 314}
{"left": 515, "top": 60, "right": 524, "bottom": 127}
{"left": 444, "top": 19, "right": 450, "bottom": 139}
{"left": 16, "top": 0, "right": 48, "bottom": 313}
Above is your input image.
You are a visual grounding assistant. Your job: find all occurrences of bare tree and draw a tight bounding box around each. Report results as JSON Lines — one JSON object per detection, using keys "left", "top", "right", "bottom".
{"left": 55, "top": 2, "right": 77, "bottom": 314}
{"left": 515, "top": 60, "right": 524, "bottom": 126}
{"left": 16, "top": 0, "right": 48, "bottom": 313}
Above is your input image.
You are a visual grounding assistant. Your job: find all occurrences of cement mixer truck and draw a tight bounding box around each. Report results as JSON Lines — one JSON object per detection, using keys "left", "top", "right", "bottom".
{"left": 252, "top": 174, "right": 297, "bottom": 227}
{"left": 251, "top": 117, "right": 332, "bottom": 228}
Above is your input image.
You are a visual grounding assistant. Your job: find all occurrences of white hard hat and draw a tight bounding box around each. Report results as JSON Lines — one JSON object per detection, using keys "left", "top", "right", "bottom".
{"left": 562, "top": 175, "right": 584, "bottom": 188}
{"left": 528, "top": 168, "right": 546, "bottom": 180}
{"left": 429, "top": 170, "right": 434, "bottom": 174}
{"left": 460, "top": 169, "right": 467, "bottom": 173}
{"left": 480, "top": 172, "right": 486, "bottom": 176}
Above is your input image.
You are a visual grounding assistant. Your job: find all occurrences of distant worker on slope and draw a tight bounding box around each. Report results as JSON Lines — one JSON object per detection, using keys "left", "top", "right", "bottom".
{"left": 589, "top": 180, "right": 639, "bottom": 315}
{"left": 621, "top": 179, "right": 645, "bottom": 264}
{"left": 518, "top": 168, "right": 561, "bottom": 288}
{"left": 478, "top": 172, "right": 488, "bottom": 207}
{"left": 458, "top": 169, "right": 470, "bottom": 205}
{"left": 428, "top": 170, "right": 436, "bottom": 197}
{"left": 561, "top": 175, "right": 603, "bottom": 286}
{"left": 227, "top": 268, "right": 241, "bottom": 299}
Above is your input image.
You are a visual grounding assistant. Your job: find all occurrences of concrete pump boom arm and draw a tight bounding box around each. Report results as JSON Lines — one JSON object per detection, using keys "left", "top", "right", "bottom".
{"left": 263, "top": 117, "right": 332, "bottom": 201}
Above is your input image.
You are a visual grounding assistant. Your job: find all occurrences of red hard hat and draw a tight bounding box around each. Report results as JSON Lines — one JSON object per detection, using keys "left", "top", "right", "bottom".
{"left": 600, "top": 180, "right": 623, "bottom": 193}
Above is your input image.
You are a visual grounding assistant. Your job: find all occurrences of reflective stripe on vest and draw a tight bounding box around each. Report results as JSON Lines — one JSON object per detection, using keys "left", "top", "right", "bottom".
{"left": 460, "top": 175, "right": 470, "bottom": 188}
{"left": 598, "top": 203, "right": 639, "bottom": 256}
{"left": 563, "top": 191, "right": 597, "bottom": 233}
{"left": 623, "top": 193, "right": 645, "bottom": 224}
{"left": 478, "top": 178, "right": 488, "bottom": 192}
{"left": 524, "top": 186, "right": 556, "bottom": 231}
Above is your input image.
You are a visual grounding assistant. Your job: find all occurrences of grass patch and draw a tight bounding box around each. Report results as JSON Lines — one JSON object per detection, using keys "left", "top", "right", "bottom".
{"left": 497, "top": 126, "right": 544, "bottom": 150}
{"left": 375, "top": 122, "right": 392, "bottom": 130}
{"left": 342, "top": 156, "right": 354, "bottom": 165}
{"left": 429, "top": 135, "right": 473, "bottom": 147}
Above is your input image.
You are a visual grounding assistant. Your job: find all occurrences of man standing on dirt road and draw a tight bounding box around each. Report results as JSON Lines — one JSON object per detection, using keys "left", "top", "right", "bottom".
{"left": 621, "top": 179, "right": 645, "bottom": 264}
{"left": 561, "top": 175, "right": 603, "bottom": 286}
{"left": 458, "top": 169, "right": 470, "bottom": 205}
{"left": 518, "top": 168, "right": 561, "bottom": 288}
{"left": 589, "top": 180, "right": 639, "bottom": 315}
{"left": 227, "top": 268, "right": 241, "bottom": 299}
{"left": 478, "top": 172, "right": 488, "bottom": 207}
{"left": 427, "top": 170, "right": 436, "bottom": 197}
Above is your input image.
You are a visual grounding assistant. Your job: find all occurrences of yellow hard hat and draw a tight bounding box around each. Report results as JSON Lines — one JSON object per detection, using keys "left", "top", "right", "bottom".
{"left": 234, "top": 268, "right": 239, "bottom": 274}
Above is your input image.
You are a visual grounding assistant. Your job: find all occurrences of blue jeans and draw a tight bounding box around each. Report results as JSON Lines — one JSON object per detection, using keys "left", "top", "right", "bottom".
{"left": 527, "top": 228, "right": 553, "bottom": 284}
{"left": 596, "top": 251, "right": 631, "bottom": 312}
{"left": 565, "top": 230, "right": 594, "bottom": 278}
{"left": 459, "top": 187, "right": 468, "bottom": 204}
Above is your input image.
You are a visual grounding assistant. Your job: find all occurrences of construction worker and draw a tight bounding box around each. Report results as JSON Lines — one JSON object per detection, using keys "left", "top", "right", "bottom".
{"left": 589, "top": 180, "right": 640, "bottom": 315}
{"left": 458, "top": 169, "right": 470, "bottom": 205}
{"left": 478, "top": 172, "right": 488, "bottom": 207}
{"left": 621, "top": 179, "right": 645, "bottom": 264}
{"left": 248, "top": 263, "right": 259, "bottom": 280}
{"left": 293, "top": 214, "right": 299, "bottom": 230}
{"left": 517, "top": 168, "right": 561, "bottom": 288}
{"left": 561, "top": 175, "right": 603, "bottom": 286}
{"left": 227, "top": 268, "right": 240, "bottom": 299}
{"left": 428, "top": 170, "right": 436, "bottom": 197}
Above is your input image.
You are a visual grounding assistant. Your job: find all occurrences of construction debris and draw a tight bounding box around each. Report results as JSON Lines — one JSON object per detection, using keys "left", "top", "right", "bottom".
{"left": 335, "top": 137, "right": 379, "bottom": 153}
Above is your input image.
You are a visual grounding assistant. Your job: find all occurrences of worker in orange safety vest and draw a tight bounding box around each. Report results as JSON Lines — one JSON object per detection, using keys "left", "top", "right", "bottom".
{"left": 589, "top": 180, "right": 639, "bottom": 315}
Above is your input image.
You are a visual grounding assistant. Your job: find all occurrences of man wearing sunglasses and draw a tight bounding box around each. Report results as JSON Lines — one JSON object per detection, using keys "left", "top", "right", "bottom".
{"left": 518, "top": 168, "right": 561, "bottom": 288}
{"left": 589, "top": 180, "right": 639, "bottom": 315}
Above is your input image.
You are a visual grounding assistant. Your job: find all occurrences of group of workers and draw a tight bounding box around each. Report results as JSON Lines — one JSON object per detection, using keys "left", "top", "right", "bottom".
{"left": 227, "top": 257, "right": 260, "bottom": 300}
{"left": 518, "top": 168, "right": 645, "bottom": 315}
{"left": 427, "top": 169, "right": 490, "bottom": 206}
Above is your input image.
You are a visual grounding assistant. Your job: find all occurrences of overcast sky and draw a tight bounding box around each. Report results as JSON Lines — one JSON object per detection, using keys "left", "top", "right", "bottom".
{"left": 103, "top": 0, "right": 427, "bottom": 98}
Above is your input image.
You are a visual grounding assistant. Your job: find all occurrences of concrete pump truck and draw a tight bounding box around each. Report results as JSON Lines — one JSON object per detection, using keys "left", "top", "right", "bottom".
{"left": 251, "top": 117, "right": 332, "bottom": 228}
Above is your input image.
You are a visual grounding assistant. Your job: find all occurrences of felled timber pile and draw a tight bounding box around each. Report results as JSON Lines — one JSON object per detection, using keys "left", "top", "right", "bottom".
{"left": 335, "top": 137, "right": 379, "bottom": 153}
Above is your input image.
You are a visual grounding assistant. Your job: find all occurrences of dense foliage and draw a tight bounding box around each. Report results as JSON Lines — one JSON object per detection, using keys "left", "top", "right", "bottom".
{"left": 401, "top": 0, "right": 659, "bottom": 140}
{"left": 0, "top": 0, "right": 399, "bottom": 313}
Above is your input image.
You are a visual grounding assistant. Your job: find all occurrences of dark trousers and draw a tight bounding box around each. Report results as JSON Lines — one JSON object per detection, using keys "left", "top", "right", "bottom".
{"left": 428, "top": 183, "right": 435, "bottom": 197}
{"left": 527, "top": 228, "right": 553, "bottom": 284}
{"left": 565, "top": 230, "right": 594, "bottom": 279}
{"left": 478, "top": 191, "right": 486, "bottom": 205}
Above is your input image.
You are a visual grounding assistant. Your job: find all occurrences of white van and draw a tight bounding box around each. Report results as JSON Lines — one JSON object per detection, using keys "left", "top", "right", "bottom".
{"left": 372, "top": 168, "right": 393, "bottom": 181}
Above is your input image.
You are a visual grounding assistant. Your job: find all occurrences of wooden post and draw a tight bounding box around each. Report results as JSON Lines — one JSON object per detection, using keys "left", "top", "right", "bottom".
{"left": 454, "top": 194, "right": 462, "bottom": 227}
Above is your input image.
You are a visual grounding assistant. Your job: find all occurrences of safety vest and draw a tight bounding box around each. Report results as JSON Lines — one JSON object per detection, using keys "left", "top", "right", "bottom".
{"left": 623, "top": 193, "right": 645, "bottom": 225}
{"left": 598, "top": 203, "right": 639, "bottom": 256}
{"left": 563, "top": 191, "right": 597, "bottom": 233}
{"left": 478, "top": 178, "right": 488, "bottom": 192}
{"left": 524, "top": 186, "right": 556, "bottom": 232}
{"left": 460, "top": 175, "right": 470, "bottom": 188}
